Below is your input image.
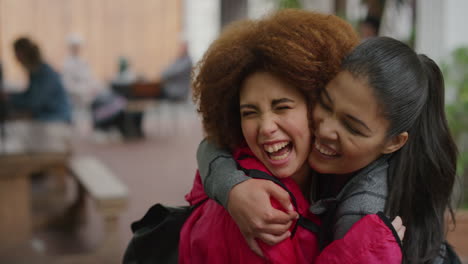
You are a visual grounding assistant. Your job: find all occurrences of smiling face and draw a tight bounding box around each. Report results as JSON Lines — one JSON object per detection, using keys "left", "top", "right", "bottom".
{"left": 240, "top": 72, "right": 310, "bottom": 180}
{"left": 309, "top": 70, "right": 405, "bottom": 175}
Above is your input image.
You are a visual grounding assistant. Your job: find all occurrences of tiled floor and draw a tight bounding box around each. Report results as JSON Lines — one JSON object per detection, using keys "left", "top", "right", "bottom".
{"left": 1, "top": 102, "right": 204, "bottom": 262}
{"left": 72, "top": 102, "right": 205, "bottom": 259}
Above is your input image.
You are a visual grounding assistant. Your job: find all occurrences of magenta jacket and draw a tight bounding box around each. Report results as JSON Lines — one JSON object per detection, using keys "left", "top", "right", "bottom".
{"left": 179, "top": 147, "right": 402, "bottom": 264}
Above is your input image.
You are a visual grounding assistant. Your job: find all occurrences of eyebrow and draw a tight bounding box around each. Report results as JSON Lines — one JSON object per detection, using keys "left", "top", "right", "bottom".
{"left": 240, "top": 98, "right": 294, "bottom": 110}
{"left": 272, "top": 98, "right": 294, "bottom": 106}
{"left": 345, "top": 114, "right": 372, "bottom": 133}
{"left": 239, "top": 104, "right": 258, "bottom": 110}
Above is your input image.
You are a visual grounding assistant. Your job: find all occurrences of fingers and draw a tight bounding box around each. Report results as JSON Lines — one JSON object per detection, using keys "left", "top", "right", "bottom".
{"left": 262, "top": 207, "right": 295, "bottom": 225}
{"left": 257, "top": 231, "right": 291, "bottom": 246}
{"left": 392, "top": 216, "right": 402, "bottom": 228}
{"left": 266, "top": 182, "right": 294, "bottom": 212}
{"left": 391, "top": 216, "right": 406, "bottom": 241}
{"left": 397, "top": 225, "right": 406, "bottom": 241}
{"left": 246, "top": 238, "right": 264, "bottom": 257}
{"left": 260, "top": 221, "right": 293, "bottom": 235}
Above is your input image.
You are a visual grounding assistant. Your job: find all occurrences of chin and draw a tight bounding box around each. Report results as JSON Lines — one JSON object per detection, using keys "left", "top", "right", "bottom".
{"left": 269, "top": 168, "right": 292, "bottom": 179}
{"left": 308, "top": 162, "right": 328, "bottom": 174}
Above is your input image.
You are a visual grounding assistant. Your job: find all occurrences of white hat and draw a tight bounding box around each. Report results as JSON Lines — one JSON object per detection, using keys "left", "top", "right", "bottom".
{"left": 67, "top": 33, "right": 83, "bottom": 46}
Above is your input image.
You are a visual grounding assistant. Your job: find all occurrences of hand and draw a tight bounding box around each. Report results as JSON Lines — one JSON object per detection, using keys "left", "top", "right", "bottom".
{"left": 227, "top": 179, "right": 298, "bottom": 256}
{"left": 391, "top": 216, "right": 406, "bottom": 241}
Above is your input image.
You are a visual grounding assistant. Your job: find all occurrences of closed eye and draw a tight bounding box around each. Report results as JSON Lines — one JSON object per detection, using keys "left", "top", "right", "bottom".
{"left": 342, "top": 120, "right": 367, "bottom": 137}
{"left": 275, "top": 105, "right": 291, "bottom": 111}
{"left": 241, "top": 110, "right": 256, "bottom": 117}
{"left": 318, "top": 96, "right": 332, "bottom": 112}
{"left": 343, "top": 121, "right": 360, "bottom": 134}
{"left": 240, "top": 104, "right": 258, "bottom": 118}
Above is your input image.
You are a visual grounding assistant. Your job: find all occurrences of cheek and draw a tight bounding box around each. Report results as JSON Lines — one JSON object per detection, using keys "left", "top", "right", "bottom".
{"left": 342, "top": 139, "right": 384, "bottom": 165}
{"left": 241, "top": 120, "right": 258, "bottom": 146}
{"left": 284, "top": 112, "right": 311, "bottom": 145}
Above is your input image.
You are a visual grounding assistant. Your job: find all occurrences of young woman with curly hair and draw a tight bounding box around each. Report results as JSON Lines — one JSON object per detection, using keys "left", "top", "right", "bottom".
{"left": 179, "top": 9, "right": 404, "bottom": 263}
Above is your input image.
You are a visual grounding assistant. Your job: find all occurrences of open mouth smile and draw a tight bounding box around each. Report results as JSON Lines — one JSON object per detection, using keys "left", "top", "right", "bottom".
{"left": 264, "top": 141, "right": 292, "bottom": 161}
{"left": 314, "top": 140, "right": 339, "bottom": 157}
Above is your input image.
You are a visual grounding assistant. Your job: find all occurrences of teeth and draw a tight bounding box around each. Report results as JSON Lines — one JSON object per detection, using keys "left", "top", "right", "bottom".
{"left": 264, "top": 142, "right": 289, "bottom": 153}
{"left": 315, "top": 141, "right": 337, "bottom": 156}
{"left": 271, "top": 151, "right": 289, "bottom": 160}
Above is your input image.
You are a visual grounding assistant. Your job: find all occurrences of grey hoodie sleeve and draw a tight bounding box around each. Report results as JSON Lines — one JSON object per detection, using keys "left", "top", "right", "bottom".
{"left": 197, "top": 139, "right": 250, "bottom": 207}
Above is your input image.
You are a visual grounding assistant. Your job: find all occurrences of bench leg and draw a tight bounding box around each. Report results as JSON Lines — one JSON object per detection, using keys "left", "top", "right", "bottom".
{"left": 96, "top": 214, "right": 120, "bottom": 262}
{"left": 0, "top": 174, "right": 31, "bottom": 252}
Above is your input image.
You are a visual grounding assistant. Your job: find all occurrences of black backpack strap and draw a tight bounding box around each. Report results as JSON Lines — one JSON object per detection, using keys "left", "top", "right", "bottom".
{"left": 239, "top": 166, "right": 320, "bottom": 236}
{"left": 131, "top": 198, "right": 207, "bottom": 233}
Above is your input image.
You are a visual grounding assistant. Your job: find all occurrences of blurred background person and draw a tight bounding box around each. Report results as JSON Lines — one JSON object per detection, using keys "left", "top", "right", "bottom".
{"left": 89, "top": 57, "right": 132, "bottom": 139}
{"left": 111, "top": 56, "right": 138, "bottom": 88}
{"left": 157, "top": 40, "right": 193, "bottom": 102}
{"left": 7, "top": 37, "right": 71, "bottom": 123}
{"left": 62, "top": 34, "right": 101, "bottom": 111}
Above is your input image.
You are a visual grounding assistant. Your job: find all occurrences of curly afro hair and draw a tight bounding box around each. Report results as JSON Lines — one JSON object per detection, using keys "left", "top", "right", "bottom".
{"left": 193, "top": 9, "right": 359, "bottom": 150}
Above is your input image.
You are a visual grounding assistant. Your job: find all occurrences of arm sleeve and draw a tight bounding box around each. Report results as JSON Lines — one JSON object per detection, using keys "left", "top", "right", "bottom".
{"left": 333, "top": 192, "right": 387, "bottom": 239}
{"left": 197, "top": 139, "right": 250, "bottom": 207}
{"left": 315, "top": 214, "right": 403, "bottom": 264}
{"left": 9, "top": 91, "right": 30, "bottom": 109}
{"left": 333, "top": 214, "right": 365, "bottom": 240}
{"left": 11, "top": 74, "right": 58, "bottom": 112}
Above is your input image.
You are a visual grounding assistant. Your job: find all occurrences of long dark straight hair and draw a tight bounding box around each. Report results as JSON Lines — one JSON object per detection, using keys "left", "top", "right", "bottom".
{"left": 342, "top": 37, "right": 457, "bottom": 263}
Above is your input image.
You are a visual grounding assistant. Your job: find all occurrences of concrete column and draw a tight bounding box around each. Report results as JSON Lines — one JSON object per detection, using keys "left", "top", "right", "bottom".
{"left": 184, "top": 0, "right": 221, "bottom": 64}
{"left": 415, "top": 0, "right": 445, "bottom": 62}
{"left": 416, "top": 0, "right": 468, "bottom": 63}
{"left": 247, "top": 0, "right": 276, "bottom": 19}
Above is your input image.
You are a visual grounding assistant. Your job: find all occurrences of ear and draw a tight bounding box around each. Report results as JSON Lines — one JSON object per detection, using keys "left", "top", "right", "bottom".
{"left": 382, "top": 132, "right": 408, "bottom": 154}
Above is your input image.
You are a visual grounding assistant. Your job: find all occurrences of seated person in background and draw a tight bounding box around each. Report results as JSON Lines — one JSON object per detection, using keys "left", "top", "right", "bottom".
{"left": 7, "top": 37, "right": 71, "bottom": 123}
{"left": 111, "top": 56, "right": 138, "bottom": 89}
{"left": 62, "top": 34, "right": 102, "bottom": 110}
{"left": 157, "top": 40, "right": 193, "bottom": 101}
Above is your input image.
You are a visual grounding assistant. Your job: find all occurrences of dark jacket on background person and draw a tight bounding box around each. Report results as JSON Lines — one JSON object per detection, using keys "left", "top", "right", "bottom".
{"left": 160, "top": 54, "right": 192, "bottom": 101}
{"left": 10, "top": 63, "right": 71, "bottom": 122}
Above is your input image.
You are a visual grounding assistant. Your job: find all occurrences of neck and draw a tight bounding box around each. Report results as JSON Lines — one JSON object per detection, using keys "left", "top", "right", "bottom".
{"left": 291, "top": 164, "right": 312, "bottom": 197}
{"left": 328, "top": 172, "right": 354, "bottom": 196}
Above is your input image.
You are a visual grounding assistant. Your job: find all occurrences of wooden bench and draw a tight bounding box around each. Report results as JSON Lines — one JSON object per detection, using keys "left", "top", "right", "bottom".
{"left": 68, "top": 156, "right": 128, "bottom": 261}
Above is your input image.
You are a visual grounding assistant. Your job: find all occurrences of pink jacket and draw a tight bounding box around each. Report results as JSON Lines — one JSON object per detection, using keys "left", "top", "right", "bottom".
{"left": 179, "top": 147, "right": 402, "bottom": 264}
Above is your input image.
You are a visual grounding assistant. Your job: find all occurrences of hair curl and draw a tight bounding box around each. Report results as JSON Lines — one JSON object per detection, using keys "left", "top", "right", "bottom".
{"left": 193, "top": 9, "right": 359, "bottom": 150}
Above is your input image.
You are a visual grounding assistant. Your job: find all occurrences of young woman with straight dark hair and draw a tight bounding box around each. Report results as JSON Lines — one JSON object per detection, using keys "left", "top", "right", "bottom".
{"left": 339, "top": 37, "right": 458, "bottom": 263}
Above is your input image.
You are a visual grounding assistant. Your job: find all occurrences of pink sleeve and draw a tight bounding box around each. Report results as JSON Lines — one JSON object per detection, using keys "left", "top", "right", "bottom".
{"left": 315, "top": 213, "right": 403, "bottom": 264}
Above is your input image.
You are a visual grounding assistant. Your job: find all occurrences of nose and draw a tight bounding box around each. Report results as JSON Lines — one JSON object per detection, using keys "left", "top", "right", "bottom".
{"left": 259, "top": 114, "right": 278, "bottom": 137}
{"left": 315, "top": 115, "right": 338, "bottom": 141}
